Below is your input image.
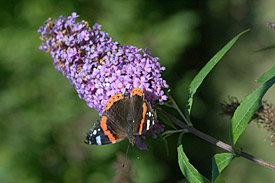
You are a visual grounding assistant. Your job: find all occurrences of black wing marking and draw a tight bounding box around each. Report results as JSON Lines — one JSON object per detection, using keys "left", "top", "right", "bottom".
{"left": 85, "top": 120, "right": 113, "bottom": 145}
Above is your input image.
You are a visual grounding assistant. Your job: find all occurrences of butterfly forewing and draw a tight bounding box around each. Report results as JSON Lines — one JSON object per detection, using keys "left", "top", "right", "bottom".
{"left": 134, "top": 100, "right": 156, "bottom": 135}
{"left": 103, "top": 94, "right": 129, "bottom": 135}
{"left": 130, "top": 88, "right": 157, "bottom": 135}
{"left": 85, "top": 119, "right": 113, "bottom": 145}
{"left": 85, "top": 93, "right": 129, "bottom": 145}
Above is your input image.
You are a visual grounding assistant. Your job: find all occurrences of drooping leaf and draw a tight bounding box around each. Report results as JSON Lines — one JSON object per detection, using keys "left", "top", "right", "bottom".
{"left": 177, "top": 144, "right": 210, "bottom": 183}
{"left": 185, "top": 29, "right": 250, "bottom": 119}
{"left": 256, "top": 64, "right": 275, "bottom": 83}
{"left": 230, "top": 76, "right": 275, "bottom": 146}
{"left": 212, "top": 153, "right": 235, "bottom": 182}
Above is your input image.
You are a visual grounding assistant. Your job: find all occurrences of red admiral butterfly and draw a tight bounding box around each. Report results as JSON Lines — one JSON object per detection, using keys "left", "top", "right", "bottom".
{"left": 85, "top": 87, "right": 156, "bottom": 146}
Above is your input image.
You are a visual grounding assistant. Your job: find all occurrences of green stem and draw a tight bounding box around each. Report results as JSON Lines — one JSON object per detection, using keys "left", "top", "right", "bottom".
{"left": 166, "top": 92, "right": 193, "bottom": 127}
{"left": 159, "top": 108, "right": 275, "bottom": 170}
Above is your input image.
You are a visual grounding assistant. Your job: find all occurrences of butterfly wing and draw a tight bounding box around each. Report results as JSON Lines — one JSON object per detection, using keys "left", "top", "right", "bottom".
{"left": 103, "top": 93, "right": 130, "bottom": 137}
{"left": 85, "top": 93, "right": 129, "bottom": 145}
{"left": 85, "top": 119, "right": 114, "bottom": 145}
{"left": 130, "top": 88, "right": 157, "bottom": 135}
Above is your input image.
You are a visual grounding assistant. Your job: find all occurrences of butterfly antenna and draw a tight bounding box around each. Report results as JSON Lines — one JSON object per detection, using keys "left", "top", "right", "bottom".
{"left": 122, "top": 142, "right": 131, "bottom": 168}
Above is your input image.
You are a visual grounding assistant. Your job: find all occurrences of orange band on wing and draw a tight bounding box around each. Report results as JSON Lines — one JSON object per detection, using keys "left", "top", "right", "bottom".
{"left": 131, "top": 87, "right": 143, "bottom": 97}
{"left": 104, "top": 93, "right": 124, "bottom": 111}
{"left": 138, "top": 102, "right": 147, "bottom": 134}
{"left": 100, "top": 116, "right": 116, "bottom": 142}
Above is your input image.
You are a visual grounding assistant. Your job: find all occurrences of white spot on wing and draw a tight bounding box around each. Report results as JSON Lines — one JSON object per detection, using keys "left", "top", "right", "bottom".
{"left": 152, "top": 120, "right": 155, "bottom": 125}
{"left": 93, "top": 130, "right": 97, "bottom": 135}
{"left": 148, "top": 112, "right": 152, "bottom": 117}
{"left": 96, "top": 136, "right": 102, "bottom": 145}
{"left": 146, "top": 119, "right": 150, "bottom": 130}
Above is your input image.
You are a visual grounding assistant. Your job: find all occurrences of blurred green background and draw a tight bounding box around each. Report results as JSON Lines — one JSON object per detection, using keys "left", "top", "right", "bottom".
{"left": 0, "top": 0, "right": 274, "bottom": 182}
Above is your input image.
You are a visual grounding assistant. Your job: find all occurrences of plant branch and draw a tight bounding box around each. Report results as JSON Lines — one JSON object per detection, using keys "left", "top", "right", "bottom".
{"left": 159, "top": 108, "right": 275, "bottom": 170}
{"left": 165, "top": 91, "right": 193, "bottom": 127}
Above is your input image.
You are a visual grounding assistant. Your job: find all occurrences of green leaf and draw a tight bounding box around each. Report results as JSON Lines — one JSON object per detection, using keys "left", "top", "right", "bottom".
{"left": 212, "top": 153, "right": 235, "bottom": 182}
{"left": 185, "top": 29, "right": 250, "bottom": 119}
{"left": 230, "top": 76, "right": 275, "bottom": 145}
{"left": 256, "top": 64, "right": 275, "bottom": 83}
{"left": 177, "top": 144, "right": 210, "bottom": 183}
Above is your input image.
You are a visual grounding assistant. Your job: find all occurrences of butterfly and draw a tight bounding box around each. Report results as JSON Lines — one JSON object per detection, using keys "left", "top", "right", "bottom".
{"left": 85, "top": 87, "right": 156, "bottom": 146}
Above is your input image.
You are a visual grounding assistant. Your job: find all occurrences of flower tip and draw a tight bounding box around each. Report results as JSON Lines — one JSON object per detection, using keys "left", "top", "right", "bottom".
{"left": 71, "top": 12, "right": 79, "bottom": 19}
{"left": 37, "top": 26, "right": 43, "bottom": 34}
{"left": 93, "top": 23, "right": 102, "bottom": 30}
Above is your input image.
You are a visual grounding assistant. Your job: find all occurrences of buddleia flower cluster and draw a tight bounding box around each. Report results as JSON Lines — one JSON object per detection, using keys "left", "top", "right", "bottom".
{"left": 38, "top": 12, "right": 169, "bottom": 149}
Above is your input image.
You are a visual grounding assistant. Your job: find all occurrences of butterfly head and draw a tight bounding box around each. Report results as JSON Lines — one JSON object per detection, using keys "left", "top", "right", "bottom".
{"left": 128, "top": 135, "right": 136, "bottom": 146}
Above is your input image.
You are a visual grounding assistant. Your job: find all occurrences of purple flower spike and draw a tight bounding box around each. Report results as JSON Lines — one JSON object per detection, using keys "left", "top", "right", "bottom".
{"left": 38, "top": 12, "right": 169, "bottom": 150}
